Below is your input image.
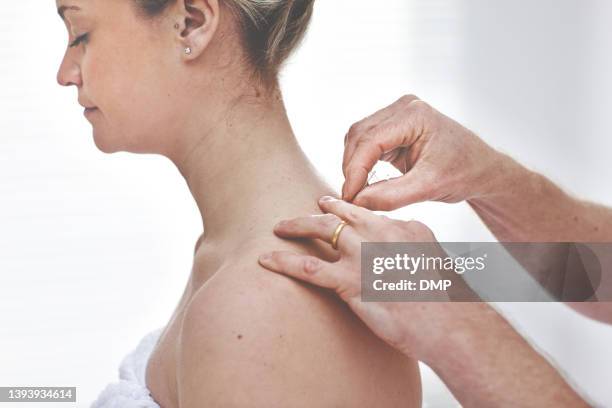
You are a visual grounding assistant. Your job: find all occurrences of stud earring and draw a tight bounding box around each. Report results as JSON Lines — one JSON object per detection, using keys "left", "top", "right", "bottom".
{"left": 174, "top": 23, "right": 179, "bottom": 29}
{"left": 184, "top": 47, "right": 192, "bottom": 55}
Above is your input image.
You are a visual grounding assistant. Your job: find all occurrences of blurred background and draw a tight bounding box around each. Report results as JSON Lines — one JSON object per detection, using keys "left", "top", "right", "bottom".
{"left": 2, "top": 0, "right": 612, "bottom": 406}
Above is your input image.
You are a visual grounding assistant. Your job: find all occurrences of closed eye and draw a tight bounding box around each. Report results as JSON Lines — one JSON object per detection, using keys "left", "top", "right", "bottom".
{"left": 70, "top": 33, "right": 89, "bottom": 48}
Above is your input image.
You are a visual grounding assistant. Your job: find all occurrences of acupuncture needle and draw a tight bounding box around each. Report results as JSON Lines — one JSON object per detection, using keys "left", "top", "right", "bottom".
{"left": 360, "top": 170, "right": 378, "bottom": 192}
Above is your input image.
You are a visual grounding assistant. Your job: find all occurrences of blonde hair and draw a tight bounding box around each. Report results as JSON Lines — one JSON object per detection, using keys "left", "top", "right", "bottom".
{"left": 225, "top": 0, "right": 314, "bottom": 86}
{"left": 137, "top": 0, "right": 315, "bottom": 87}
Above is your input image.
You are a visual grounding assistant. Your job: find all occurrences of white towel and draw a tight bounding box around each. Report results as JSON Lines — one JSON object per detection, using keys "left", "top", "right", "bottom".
{"left": 91, "top": 327, "right": 165, "bottom": 408}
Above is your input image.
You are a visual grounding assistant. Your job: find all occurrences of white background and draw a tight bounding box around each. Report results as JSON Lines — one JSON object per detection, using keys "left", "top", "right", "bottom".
{"left": 2, "top": 1, "right": 612, "bottom": 407}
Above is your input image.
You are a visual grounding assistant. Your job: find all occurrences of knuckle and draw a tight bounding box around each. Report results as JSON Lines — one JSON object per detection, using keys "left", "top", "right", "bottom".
{"left": 378, "top": 214, "right": 394, "bottom": 224}
{"left": 281, "top": 219, "right": 297, "bottom": 230}
{"left": 354, "top": 134, "right": 374, "bottom": 148}
{"left": 399, "top": 94, "right": 419, "bottom": 104}
{"left": 269, "top": 251, "right": 282, "bottom": 263}
{"left": 403, "top": 220, "right": 435, "bottom": 240}
{"left": 365, "top": 124, "right": 389, "bottom": 143}
{"left": 344, "top": 209, "right": 363, "bottom": 225}
{"left": 303, "top": 257, "right": 321, "bottom": 275}
{"left": 280, "top": 218, "right": 294, "bottom": 226}
{"left": 347, "top": 122, "right": 364, "bottom": 139}
{"left": 346, "top": 162, "right": 369, "bottom": 179}
{"left": 382, "top": 224, "right": 404, "bottom": 240}
{"left": 406, "top": 219, "right": 427, "bottom": 230}
{"left": 410, "top": 99, "right": 431, "bottom": 115}
{"left": 351, "top": 136, "right": 380, "bottom": 159}
{"left": 322, "top": 214, "right": 340, "bottom": 228}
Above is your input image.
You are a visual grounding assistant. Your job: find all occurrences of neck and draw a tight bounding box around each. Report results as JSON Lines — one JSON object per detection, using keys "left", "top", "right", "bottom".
{"left": 169, "top": 88, "right": 336, "bottom": 247}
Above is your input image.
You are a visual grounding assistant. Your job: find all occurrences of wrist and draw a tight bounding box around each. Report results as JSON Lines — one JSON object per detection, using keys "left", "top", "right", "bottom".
{"left": 411, "top": 303, "right": 500, "bottom": 367}
{"left": 468, "top": 149, "right": 538, "bottom": 205}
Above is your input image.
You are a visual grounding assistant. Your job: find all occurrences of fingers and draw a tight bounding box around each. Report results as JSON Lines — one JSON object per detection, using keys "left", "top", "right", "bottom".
{"left": 273, "top": 213, "right": 357, "bottom": 251}
{"left": 352, "top": 170, "right": 433, "bottom": 211}
{"left": 342, "top": 94, "right": 420, "bottom": 178}
{"left": 273, "top": 197, "right": 382, "bottom": 250}
{"left": 258, "top": 251, "right": 341, "bottom": 290}
{"left": 342, "top": 143, "right": 383, "bottom": 203}
{"left": 317, "top": 196, "right": 380, "bottom": 226}
{"left": 342, "top": 95, "right": 426, "bottom": 203}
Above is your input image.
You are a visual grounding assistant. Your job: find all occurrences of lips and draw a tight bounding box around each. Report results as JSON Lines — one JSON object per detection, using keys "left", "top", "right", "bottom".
{"left": 83, "top": 106, "right": 98, "bottom": 118}
{"left": 79, "top": 98, "right": 97, "bottom": 110}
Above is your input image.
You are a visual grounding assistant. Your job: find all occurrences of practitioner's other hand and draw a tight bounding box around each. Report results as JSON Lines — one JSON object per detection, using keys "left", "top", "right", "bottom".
{"left": 342, "top": 94, "right": 510, "bottom": 211}
{"left": 258, "top": 196, "right": 481, "bottom": 363}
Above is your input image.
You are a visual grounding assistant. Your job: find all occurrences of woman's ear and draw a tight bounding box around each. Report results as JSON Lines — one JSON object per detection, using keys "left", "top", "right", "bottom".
{"left": 176, "top": 0, "right": 219, "bottom": 59}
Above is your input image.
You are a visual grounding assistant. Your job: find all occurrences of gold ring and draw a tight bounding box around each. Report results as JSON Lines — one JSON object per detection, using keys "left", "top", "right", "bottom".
{"left": 331, "top": 220, "right": 348, "bottom": 250}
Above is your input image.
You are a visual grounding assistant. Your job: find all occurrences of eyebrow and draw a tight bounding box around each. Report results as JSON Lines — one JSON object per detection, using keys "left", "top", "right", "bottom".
{"left": 58, "top": 5, "right": 81, "bottom": 20}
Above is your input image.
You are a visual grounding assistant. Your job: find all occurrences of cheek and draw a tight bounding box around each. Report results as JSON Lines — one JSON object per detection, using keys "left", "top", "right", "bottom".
{"left": 84, "top": 38, "right": 180, "bottom": 151}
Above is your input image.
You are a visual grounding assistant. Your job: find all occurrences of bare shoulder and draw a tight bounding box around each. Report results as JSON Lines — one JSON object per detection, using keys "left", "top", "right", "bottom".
{"left": 177, "top": 241, "right": 421, "bottom": 408}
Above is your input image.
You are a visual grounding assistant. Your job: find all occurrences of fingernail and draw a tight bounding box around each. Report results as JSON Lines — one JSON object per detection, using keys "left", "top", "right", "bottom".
{"left": 319, "top": 195, "right": 335, "bottom": 203}
{"left": 274, "top": 220, "right": 287, "bottom": 229}
{"left": 259, "top": 253, "right": 272, "bottom": 263}
{"left": 341, "top": 183, "right": 347, "bottom": 199}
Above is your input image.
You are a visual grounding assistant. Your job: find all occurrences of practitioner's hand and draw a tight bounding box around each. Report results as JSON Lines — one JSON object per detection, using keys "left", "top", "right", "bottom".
{"left": 258, "top": 196, "right": 480, "bottom": 362}
{"left": 342, "top": 94, "right": 510, "bottom": 211}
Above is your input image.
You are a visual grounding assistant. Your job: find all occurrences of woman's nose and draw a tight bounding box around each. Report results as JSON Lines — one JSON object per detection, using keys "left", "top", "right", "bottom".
{"left": 56, "top": 50, "right": 82, "bottom": 87}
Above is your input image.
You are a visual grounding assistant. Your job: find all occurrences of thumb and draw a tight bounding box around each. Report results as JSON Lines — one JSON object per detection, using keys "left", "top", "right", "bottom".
{"left": 353, "top": 169, "right": 433, "bottom": 211}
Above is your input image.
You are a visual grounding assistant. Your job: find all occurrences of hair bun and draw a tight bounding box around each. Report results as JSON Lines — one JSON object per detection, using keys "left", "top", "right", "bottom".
{"left": 230, "top": 0, "right": 315, "bottom": 86}
{"left": 267, "top": 0, "right": 315, "bottom": 68}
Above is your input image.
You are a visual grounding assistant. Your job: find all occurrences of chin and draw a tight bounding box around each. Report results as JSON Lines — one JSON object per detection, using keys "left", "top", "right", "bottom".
{"left": 92, "top": 128, "right": 159, "bottom": 155}
{"left": 92, "top": 129, "right": 125, "bottom": 154}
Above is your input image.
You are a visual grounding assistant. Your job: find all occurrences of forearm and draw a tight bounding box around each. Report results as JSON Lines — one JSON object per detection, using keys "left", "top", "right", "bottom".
{"left": 421, "top": 303, "right": 589, "bottom": 408}
{"left": 468, "top": 153, "right": 612, "bottom": 242}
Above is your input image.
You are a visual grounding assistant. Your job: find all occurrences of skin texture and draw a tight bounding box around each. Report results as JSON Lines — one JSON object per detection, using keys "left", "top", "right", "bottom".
{"left": 260, "top": 198, "right": 591, "bottom": 407}
{"left": 56, "top": 1, "right": 421, "bottom": 407}
{"left": 259, "top": 95, "right": 612, "bottom": 406}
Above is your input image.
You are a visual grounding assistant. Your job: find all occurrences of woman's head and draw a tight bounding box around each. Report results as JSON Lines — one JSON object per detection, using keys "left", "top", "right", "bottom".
{"left": 56, "top": 0, "right": 314, "bottom": 154}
